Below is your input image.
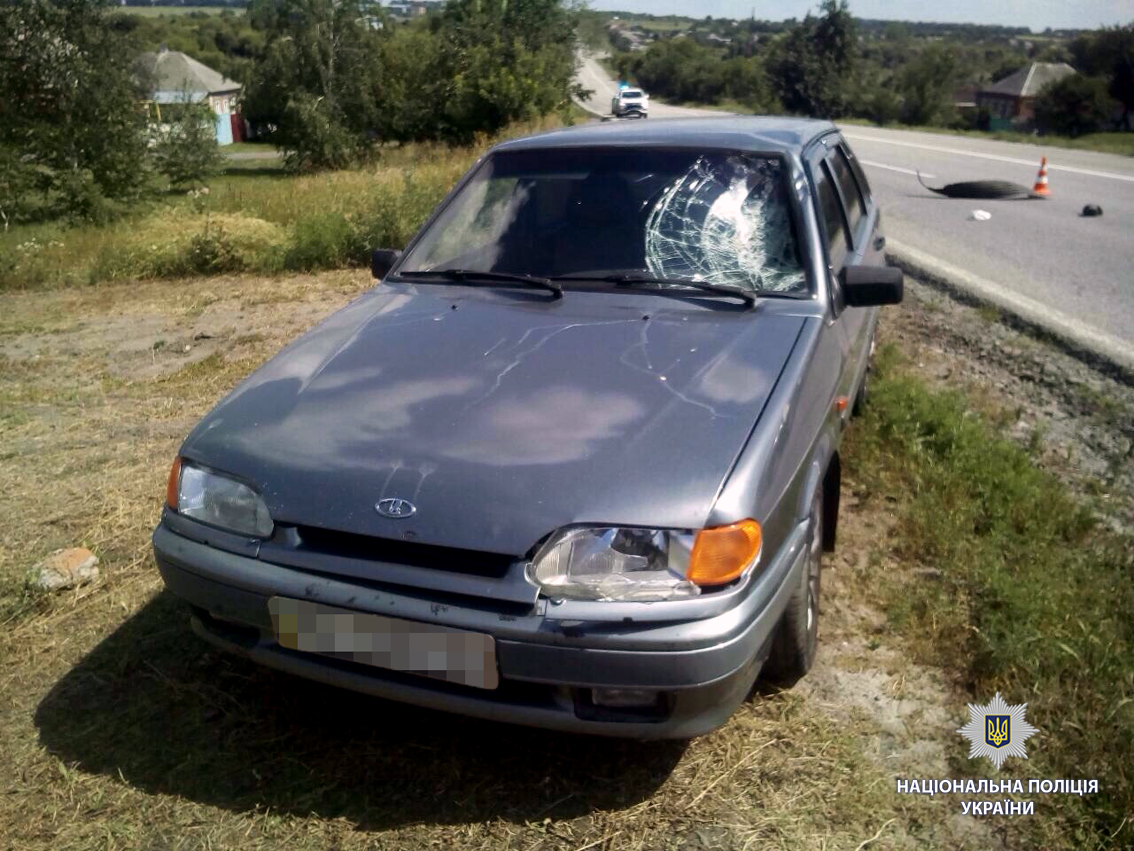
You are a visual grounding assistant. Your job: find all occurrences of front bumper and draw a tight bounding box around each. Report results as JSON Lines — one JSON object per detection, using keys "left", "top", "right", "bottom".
{"left": 152, "top": 520, "right": 807, "bottom": 738}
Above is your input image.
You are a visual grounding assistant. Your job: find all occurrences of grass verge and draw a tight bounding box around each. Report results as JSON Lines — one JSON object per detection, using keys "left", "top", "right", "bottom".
{"left": 0, "top": 116, "right": 569, "bottom": 292}
{"left": 846, "top": 344, "right": 1134, "bottom": 848}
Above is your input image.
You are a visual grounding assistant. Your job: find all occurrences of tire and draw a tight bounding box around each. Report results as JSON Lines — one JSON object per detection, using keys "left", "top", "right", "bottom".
{"left": 851, "top": 332, "right": 876, "bottom": 417}
{"left": 763, "top": 490, "right": 822, "bottom": 686}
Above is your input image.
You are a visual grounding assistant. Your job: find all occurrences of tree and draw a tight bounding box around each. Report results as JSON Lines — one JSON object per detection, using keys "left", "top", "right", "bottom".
{"left": 899, "top": 45, "right": 959, "bottom": 126}
{"left": 152, "top": 99, "right": 224, "bottom": 188}
{"left": 766, "top": 0, "right": 856, "bottom": 117}
{"left": 1034, "top": 75, "right": 1117, "bottom": 137}
{"left": 424, "top": 0, "right": 581, "bottom": 143}
{"left": 1070, "top": 25, "right": 1134, "bottom": 130}
{"left": 241, "top": 0, "right": 389, "bottom": 170}
{"left": 0, "top": 0, "right": 150, "bottom": 222}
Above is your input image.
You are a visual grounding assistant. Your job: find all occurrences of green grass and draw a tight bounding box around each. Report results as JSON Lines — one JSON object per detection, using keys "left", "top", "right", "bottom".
{"left": 223, "top": 142, "right": 278, "bottom": 155}
{"left": 846, "top": 344, "right": 1134, "bottom": 848}
{"left": 0, "top": 117, "right": 568, "bottom": 291}
{"left": 120, "top": 5, "right": 245, "bottom": 16}
{"left": 837, "top": 117, "right": 1134, "bottom": 157}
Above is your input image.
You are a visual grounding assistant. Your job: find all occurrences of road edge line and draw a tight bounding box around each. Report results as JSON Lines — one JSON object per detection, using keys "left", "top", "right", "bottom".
{"left": 886, "top": 238, "right": 1134, "bottom": 385}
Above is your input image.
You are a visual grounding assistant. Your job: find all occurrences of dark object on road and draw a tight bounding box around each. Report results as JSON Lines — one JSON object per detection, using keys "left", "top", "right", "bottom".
{"left": 1081, "top": 204, "right": 1103, "bottom": 217}
{"left": 917, "top": 171, "right": 1041, "bottom": 199}
{"left": 154, "top": 117, "right": 903, "bottom": 739}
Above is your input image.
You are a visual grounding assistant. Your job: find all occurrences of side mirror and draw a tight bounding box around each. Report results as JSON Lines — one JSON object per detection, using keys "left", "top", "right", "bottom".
{"left": 840, "top": 264, "right": 903, "bottom": 307}
{"left": 371, "top": 248, "right": 402, "bottom": 280}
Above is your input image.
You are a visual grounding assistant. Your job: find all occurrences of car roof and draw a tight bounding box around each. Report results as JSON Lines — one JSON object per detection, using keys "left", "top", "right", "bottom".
{"left": 493, "top": 116, "right": 838, "bottom": 156}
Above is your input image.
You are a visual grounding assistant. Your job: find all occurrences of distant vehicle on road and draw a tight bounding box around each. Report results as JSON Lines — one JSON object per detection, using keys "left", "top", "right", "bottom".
{"left": 612, "top": 87, "right": 649, "bottom": 117}
{"left": 155, "top": 117, "right": 902, "bottom": 739}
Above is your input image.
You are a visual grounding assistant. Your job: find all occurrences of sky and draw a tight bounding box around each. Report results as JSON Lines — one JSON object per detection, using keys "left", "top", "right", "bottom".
{"left": 587, "top": 0, "right": 1133, "bottom": 32}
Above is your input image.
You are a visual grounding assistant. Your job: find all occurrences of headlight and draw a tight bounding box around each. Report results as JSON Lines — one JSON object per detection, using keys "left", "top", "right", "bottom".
{"left": 166, "top": 458, "right": 274, "bottom": 538}
{"left": 528, "top": 520, "right": 762, "bottom": 602}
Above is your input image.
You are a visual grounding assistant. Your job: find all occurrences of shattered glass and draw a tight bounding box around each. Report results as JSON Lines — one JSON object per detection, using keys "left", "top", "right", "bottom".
{"left": 398, "top": 147, "right": 808, "bottom": 296}
{"left": 645, "top": 156, "right": 806, "bottom": 294}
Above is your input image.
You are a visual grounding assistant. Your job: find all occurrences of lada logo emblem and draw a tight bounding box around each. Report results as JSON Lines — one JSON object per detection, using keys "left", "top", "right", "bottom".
{"left": 376, "top": 498, "right": 416, "bottom": 519}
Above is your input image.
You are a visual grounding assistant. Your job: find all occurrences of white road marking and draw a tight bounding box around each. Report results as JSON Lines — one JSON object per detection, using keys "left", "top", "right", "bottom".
{"left": 859, "top": 159, "right": 934, "bottom": 178}
{"left": 844, "top": 132, "right": 1134, "bottom": 183}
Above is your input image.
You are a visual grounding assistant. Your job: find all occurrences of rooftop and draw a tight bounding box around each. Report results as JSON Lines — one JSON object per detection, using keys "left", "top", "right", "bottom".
{"left": 495, "top": 116, "right": 837, "bottom": 155}
{"left": 137, "top": 49, "right": 241, "bottom": 103}
{"left": 981, "top": 62, "right": 1076, "bottom": 98}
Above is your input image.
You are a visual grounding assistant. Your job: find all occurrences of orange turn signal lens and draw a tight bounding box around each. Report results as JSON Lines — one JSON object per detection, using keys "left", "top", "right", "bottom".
{"left": 686, "top": 519, "right": 762, "bottom": 586}
{"left": 166, "top": 457, "right": 182, "bottom": 511}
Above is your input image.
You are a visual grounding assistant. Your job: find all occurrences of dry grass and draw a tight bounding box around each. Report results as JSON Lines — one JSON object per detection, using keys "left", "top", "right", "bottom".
{"left": 0, "top": 274, "right": 1039, "bottom": 850}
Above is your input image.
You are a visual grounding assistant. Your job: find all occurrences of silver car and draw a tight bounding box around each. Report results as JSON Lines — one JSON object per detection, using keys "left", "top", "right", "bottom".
{"left": 153, "top": 117, "right": 902, "bottom": 738}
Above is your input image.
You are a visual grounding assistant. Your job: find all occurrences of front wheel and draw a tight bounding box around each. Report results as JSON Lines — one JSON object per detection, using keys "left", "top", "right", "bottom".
{"left": 763, "top": 491, "right": 822, "bottom": 686}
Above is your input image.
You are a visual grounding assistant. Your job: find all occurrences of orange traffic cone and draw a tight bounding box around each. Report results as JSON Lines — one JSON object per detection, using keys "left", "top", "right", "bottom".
{"left": 1032, "top": 157, "right": 1050, "bottom": 196}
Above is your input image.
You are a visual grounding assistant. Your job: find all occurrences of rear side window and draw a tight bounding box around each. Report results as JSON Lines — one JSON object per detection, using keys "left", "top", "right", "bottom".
{"left": 829, "top": 149, "right": 865, "bottom": 237}
{"left": 814, "top": 162, "right": 848, "bottom": 269}
{"left": 841, "top": 142, "right": 872, "bottom": 200}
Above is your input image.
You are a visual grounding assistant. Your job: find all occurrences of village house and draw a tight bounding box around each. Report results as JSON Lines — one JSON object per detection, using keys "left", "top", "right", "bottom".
{"left": 976, "top": 61, "right": 1076, "bottom": 129}
{"left": 137, "top": 48, "right": 243, "bottom": 145}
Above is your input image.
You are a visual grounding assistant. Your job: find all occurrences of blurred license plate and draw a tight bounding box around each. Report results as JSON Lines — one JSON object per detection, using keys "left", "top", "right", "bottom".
{"left": 268, "top": 597, "right": 499, "bottom": 690}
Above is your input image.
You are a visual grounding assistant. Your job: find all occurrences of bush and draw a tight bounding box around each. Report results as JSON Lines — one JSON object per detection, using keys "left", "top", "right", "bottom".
{"left": 152, "top": 101, "right": 224, "bottom": 188}
{"left": 1034, "top": 75, "right": 1118, "bottom": 137}
{"left": 90, "top": 210, "right": 288, "bottom": 280}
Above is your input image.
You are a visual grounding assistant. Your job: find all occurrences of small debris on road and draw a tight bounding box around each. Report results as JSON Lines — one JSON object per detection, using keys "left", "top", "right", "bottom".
{"left": 969, "top": 210, "right": 992, "bottom": 221}
{"left": 31, "top": 548, "right": 99, "bottom": 591}
{"left": 1081, "top": 204, "right": 1104, "bottom": 217}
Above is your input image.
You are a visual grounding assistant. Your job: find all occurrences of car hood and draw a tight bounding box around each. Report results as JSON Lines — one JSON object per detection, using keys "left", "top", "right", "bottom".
{"left": 182, "top": 284, "right": 805, "bottom": 556}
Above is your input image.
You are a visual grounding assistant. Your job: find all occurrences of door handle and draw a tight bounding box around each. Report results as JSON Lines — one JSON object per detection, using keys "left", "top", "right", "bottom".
{"left": 874, "top": 235, "right": 886, "bottom": 251}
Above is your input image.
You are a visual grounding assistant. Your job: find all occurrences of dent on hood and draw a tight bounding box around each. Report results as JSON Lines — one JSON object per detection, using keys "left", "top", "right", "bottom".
{"left": 645, "top": 155, "right": 806, "bottom": 294}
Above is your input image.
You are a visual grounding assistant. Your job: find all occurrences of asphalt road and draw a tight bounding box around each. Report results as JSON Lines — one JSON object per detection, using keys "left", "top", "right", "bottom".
{"left": 576, "top": 54, "right": 1134, "bottom": 345}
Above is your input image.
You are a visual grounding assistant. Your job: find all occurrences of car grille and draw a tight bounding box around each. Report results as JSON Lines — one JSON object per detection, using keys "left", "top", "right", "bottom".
{"left": 293, "top": 525, "right": 516, "bottom": 579}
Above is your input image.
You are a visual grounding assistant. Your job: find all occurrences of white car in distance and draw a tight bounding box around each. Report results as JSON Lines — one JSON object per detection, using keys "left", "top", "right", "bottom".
{"left": 611, "top": 88, "right": 649, "bottom": 118}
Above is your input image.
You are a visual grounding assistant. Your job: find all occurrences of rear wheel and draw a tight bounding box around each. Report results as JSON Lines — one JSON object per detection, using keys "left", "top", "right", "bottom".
{"left": 763, "top": 491, "right": 822, "bottom": 686}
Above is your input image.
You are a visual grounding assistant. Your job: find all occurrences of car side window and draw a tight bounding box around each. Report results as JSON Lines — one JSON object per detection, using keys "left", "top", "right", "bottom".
{"left": 841, "top": 141, "right": 873, "bottom": 201}
{"left": 829, "top": 148, "right": 865, "bottom": 241}
{"left": 814, "top": 161, "right": 849, "bottom": 271}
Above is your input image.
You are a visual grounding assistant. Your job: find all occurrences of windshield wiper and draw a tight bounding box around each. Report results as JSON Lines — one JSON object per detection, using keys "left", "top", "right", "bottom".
{"left": 397, "top": 269, "right": 562, "bottom": 299}
{"left": 552, "top": 272, "right": 757, "bottom": 308}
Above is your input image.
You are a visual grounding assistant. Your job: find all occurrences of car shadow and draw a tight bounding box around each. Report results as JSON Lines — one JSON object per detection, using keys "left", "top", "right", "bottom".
{"left": 35, "top": 591, "right": 686, "bottom": 831}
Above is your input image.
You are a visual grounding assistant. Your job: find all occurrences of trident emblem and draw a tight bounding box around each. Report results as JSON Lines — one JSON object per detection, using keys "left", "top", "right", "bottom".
{"left": 986, "top": 715, "right": 1011, "bottom": 748}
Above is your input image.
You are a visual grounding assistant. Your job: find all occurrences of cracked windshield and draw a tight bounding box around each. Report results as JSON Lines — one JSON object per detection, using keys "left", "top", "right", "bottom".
{"left": 399, "top": 149, "right": 807, "bottom": 294}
